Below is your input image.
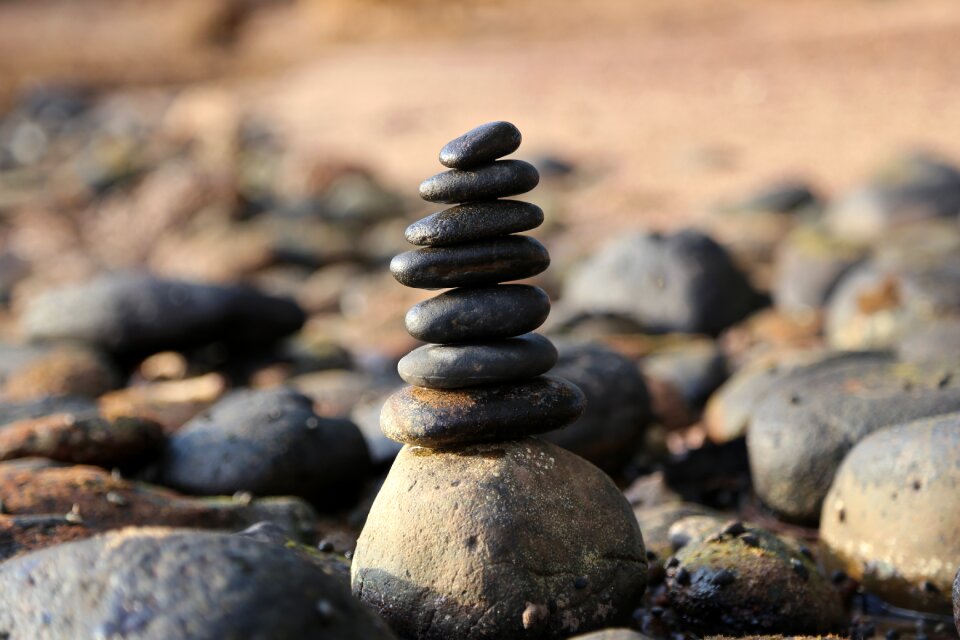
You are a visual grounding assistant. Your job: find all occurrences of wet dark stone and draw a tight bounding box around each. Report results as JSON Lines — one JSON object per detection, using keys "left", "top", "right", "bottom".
{"left": 404, "top": 200, "right": 544, "bottom": 247}
{"left": 161, "top": 387, "right": 371, "bottom": 508}
{"left": 565, "top": 230, "right": 762, "bottom": 336}
{"left": 380, "top": 376, "right": 586, "bottom": 447}
{"left": 21, "top": 273, "right": 305, "bottom": 356}
{"left": 748, "top": 352, "right": 960, "bottom": 522}
{"left": 0, "top": 528, "right": 396, "bottom": 639}
{"left": 398, "top": 333, "right": 557, "bottom": 389}
{"left": 543, "top": 342, "right": 652, "bottom": 471}
{"left": 439, "top": 121, "right": 522, "bottom": 169}
{"left": 405, "top": 284, "right": 550, "bottom": 343}
{"left": 419, "top": 160, "right": 540, "bottom": 204}
{"left": 390, "top": 235, "right": 550, "bottom": 289}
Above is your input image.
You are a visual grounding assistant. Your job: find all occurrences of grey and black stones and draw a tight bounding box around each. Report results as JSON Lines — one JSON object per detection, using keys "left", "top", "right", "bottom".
{"left": 352, "top": 121, "right": 647, "bottom": 639}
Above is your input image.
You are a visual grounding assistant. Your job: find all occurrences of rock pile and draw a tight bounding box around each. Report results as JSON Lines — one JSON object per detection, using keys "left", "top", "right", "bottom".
{"left": 352, "top": 122, "right": 647, "bottom": 639}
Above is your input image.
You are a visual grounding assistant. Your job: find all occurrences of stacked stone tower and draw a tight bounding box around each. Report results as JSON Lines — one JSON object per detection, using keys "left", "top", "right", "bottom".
{"left": 352, "top": 122, "right": 647, "bottom": 639}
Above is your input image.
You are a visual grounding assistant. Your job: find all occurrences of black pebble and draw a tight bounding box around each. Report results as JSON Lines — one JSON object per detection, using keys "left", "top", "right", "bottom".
{"left": 405, "top": 200, "right": 544, "bottom": 247}
{"left": 419, "top": 160, "right": 540, "bottom": 204}
{"left": 390, "top": 236, "right": 550, "bottom": 289}
{"left": 711, "top": 569, "right": 736, "bottom": 586}
{"left": 439, "top": 121, "right": 522, "bottom": 169}
{"left": 405, "top": 285, "right": 550, "bottom": 343}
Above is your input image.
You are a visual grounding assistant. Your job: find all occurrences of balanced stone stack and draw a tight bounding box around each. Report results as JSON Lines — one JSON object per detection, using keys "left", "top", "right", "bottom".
{"left": 352, "top": 122, "right": 647, "bottom": 639}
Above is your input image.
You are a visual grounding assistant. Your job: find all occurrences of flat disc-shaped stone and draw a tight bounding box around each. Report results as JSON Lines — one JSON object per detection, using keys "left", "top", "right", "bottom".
{"left": 390, "top": 235, "right": 549, "bottom": 289}
{"left": 439, "top": 121, "right": 522, "bottom": 169}
{"left": 405, "top": 200, "right": 544, "bottom": 247}
{"left": 398, "top": 333, "right": 558, "bottom": 389}
{"left": 380, "top": 376, "right": 586, "bottom": 447}
{"left": 405, "top": 285, "right": 550, "bottom": 343}
{"left": 419, "top": 160, "right": 539, "bottom": 204}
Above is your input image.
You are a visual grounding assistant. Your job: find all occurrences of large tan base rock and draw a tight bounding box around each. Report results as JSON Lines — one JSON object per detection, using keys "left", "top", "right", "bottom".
{"left": 351, "top": 437, "right": 647, "bottom": 639}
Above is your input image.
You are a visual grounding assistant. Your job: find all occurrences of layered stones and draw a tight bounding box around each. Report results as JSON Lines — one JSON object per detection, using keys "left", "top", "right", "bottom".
{"left": 419, "top": 160, "right": 540, "bottom": 204}
{"left": 390, "top": 235, "right": 550, "bottom": 288}
{"left": 438, "top": 120, "right": 522, "bottom": 169}
{"left": 405, "top": 200, "right": 544, "bottom": 247}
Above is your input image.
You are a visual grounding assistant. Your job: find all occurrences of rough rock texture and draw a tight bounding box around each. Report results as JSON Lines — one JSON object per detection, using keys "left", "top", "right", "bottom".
{"left": 419, "top": 160, "right": 539, "bottom": 203}
{"left": 543, "top": 342, "right": 651, "bottom": 471}
{"left": 1, "top": 346, "right": 119, "bottom": 401}
{"left": 352, "top": 438, "right": 647, "bottom": 639}
{"left": 747, "top": 352, "right": 960, "bottom": 522}
{"left": 161, "top": 387, "right": 371, "bottom": 507}
{"left": 405, "top": 201, "right": 544, "bottom": 247}
{"left": 820, "top": 413, "right": 960, "bottom": 613}
{"left": 666, "top": 525, "right": 845, "bottom": 635}
{"left": 21, "top": 272, "right": 305, "bottom": 356}
{"left": 0, "top": 528, "right": 397, "bottom": 639}
{"left": 565, "top": 230, "right": 762, "bottom": 336}
{"left": 439, "top": 121, "right": 522, "bottom": 169}
{"left": 633, "top": 503, "right": 722, "bottom": 559}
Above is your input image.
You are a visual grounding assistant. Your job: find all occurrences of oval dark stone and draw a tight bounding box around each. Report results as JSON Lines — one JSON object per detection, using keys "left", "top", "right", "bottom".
{"left": 405, "top": 200, "right": 544, "bottom": 247}
{"left": 439, "top": 121, "right": 522, "bottom": 169}
{"left": 405, "top": 285, "right": 550, "bottom": 343}
{"left": 390, "top": 235, "right": 550, "bottom": 289}
{"left": 419, "top": 160, "right": 540, "bottom": 204}
{"left": 380, "top": 375, "right": 586, "bottom": 447}
{"left": 398, "top": 333, "right": 558, "bottom": 389}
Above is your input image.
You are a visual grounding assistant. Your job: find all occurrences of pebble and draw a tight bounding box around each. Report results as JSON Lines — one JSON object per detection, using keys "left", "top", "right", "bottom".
{"left": 897, "top": 317, "right": 960, "bottom": 363}
{"left": 352, "top": 438, "right": 646, "bottom": 638}
{"left": 820, "top": 412, "right": 960, "bottom": 613}
{"left": 438, "top": 120, "right": 522, "bottom": 169}
{"left": 397, "top": 333, "right": 558, "bottom": 389}
{"left": 390, "top": 235, "right": 550, "bottom": 288}
{"left": 0, "top": 528, "right": 397, "bottom": 639}
{"left": 380, "top": 376, "right": 585, "bottom": 447}
{"left": 1, "top": 346, "right": 119, "bottom": 401}
{"left": 633, "top": 502, "right": 723, "bottom": 559}
{"left": 747, "top": 352, "right": 960, "bottom": 522}
{"left": 404, "top": 200, "right": 544, "bottom": 246}
{"left": 954, "top": 568, "right": 959, "bottom": 634}
{"left": 405, "top": 284, "right": 550, "bottom": 343}
{"left": 0, "top": 395, "right": 99, "bottom": 426}
{"left": 161, "top": 387, "right": 371, "bottom": 508}
{"left": 643, "top": 338, "right": 727, "bottom": 408}
{"left": 419, "top": 160, "right": 540, "bottom": 204}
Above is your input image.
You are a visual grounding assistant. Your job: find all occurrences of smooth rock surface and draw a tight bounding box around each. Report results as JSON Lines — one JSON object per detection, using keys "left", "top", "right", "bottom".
{"left": 381, "top": 376, "right": 585, "bottom": 447}
{"left": 405, "top": 284, "right": 550, "bottom": 343}
{"left": 21, "top": 273, "right": 305, "bottom": 356}
{"left": 398, "top": 333, "right": 558, "bottom": 389}
{"left": 391, "top": 235, "right": 550, "bottom": 289}
{"left": 405, "top": 200, "right": 544, "bottom": 246}
{"left": 896, "top": 317, "right": 960, "bottom": 363}
{"left": 439, "top": 121, "right": 522, "bottom": 169}
{"left": 565, "top": 230, "right": 761, "bottom": 335}
{"left": 820, "top": 413, "right": 960, "bottom": 613}
{"left": 419, "top": 160, "right": 540, "bottom": 204}
{"left": 748, "top": 352, "right": 960, "bottom": 522}
{"left": 0, "top": 528, "right": 396, "bottom": 639}
{"left": 161, "top": 387, "right": 371, "bottom": 507}
{"left": 352, "top": 438, "right": 647, "bottom": 639}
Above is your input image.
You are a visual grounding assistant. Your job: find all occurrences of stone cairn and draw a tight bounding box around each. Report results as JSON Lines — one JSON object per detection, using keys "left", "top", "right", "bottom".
{"left": 352, "top": 122, "right": 647, "bottom": 639}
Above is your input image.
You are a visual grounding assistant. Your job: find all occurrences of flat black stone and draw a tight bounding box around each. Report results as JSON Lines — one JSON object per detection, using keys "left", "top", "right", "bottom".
{"left": 405, "top": 285, "right": 550, "bottom": 343}
{"left": 439, "top": 121, "right": 522, "bottom": 169}
{"left": 390, "top": 235, "right": 549, "bottom": 289}
{"left": 419, "top": 160, "right": 539, "bottom": 204}
{"left": 398, "top": 333, "right": 558, "bottom": 389}
{"left": 380, "top": 375, "right": 586, "bottom": 447}
{"left": 405, "top": 200, "right": 544, "bottom": 247}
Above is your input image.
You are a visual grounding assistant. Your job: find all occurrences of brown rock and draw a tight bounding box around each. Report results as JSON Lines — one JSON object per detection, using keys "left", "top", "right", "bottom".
{"left": 2, "top": 346, "right": 118, "bottom": 401}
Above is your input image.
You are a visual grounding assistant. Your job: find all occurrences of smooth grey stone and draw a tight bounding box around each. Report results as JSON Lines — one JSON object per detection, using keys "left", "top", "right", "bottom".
{"left": 0, "top": 528, "right": 397, "bottom": 639}
{"left": 405, "top": 200, "right": 544, "bottom": 246}
{"left": 398, "top": 333, "right": 557, "bottom": 389}
{"left": 405, "top": 284, "right": 550, "bottom": 343}
{"left": 439, "top": 121, "right": 522, "bottom": 169}
{"left": 380, "top": 376, "right": 586, "bottom": 446}
{"left": 419, "top": 160, "right": 539, "bottom": 204}
{"left": 390, "top": 235, "right": 549, "bottom": 289}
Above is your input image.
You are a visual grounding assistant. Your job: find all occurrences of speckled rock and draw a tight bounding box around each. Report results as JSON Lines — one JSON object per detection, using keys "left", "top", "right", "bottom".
{"left": 543, "top": 342, "right": 651, "bottom": 471}
{"left": 666, "top": 525, "right": 845, "bottom": 635}
{"left": 748, "top": 352, "right": 960, "bottom": 522}
{"left": 439, "top": 121, "right": 522, "bottom": 169}
{"left": 390, "top": 235, "right": 550, "bottom": 289}
{"left": 896, "top": 317, "right": 960, "bottom": 363}
{"left": 820, "top": 413, "right": 960, "bottom": 613}
{"left": 565, "top": 230, "right": 762, "bottom": 336}
{"left": 381, "top": 376, "right": 585, "bottom": 447}
{"left": 633, "top": 503, "right": 722, "bottom": 559}
{"left": 405, "top": 284, "right": 550, "bottom": 343}
{"left": 21, "top": 273, "right": 305, "bottom": 356}
{"left": 1, "top": 346, "right": 119, "bottom": 401}
{"left": 419, "top": 160, "right": 539, "bottom": 204}
{"left": 161, "top": 387, "right": 371, "bottom": 507}
{"left": 398, "top": 333, "right": 557, "bottom": 389}
{"left": 405, "top": 200, "right": 544, "bottom": 247}
{"left": 0, "top": 528, "right": 397, "bottom": 639}
{"left": 668, "top": 515, "right": 733, "bottom": 551}
{"left": 352, "top": 438, "right": 647, "bottom": 639}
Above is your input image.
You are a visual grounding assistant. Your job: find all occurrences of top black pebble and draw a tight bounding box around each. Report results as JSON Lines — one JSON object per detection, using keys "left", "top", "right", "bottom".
{"left": 439, "top": 121, "right": 522, "bottom": 169}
